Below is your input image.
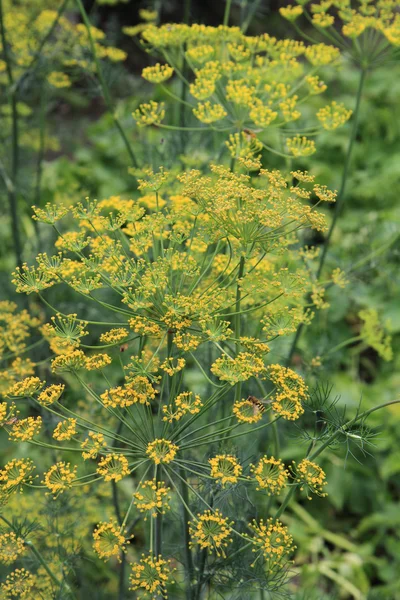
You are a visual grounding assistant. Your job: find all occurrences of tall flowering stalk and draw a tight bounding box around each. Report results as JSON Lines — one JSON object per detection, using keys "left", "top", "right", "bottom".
{"left": 1, "top": 161, "right": 397, "bottom": 598}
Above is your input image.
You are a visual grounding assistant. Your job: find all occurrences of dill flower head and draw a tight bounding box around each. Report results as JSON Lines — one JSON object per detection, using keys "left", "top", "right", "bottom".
{"left": 8, "top": 416, "right": 42, "bottom": 442}
{"left": 279, "top": 5, "right": 303, "bottom": 21}
{"left": 96, "top": 454, "right": 130, "bottom": 482}
{"left": 189, "top": 509, "right": 233, "bottom": 557}
{"left": 209, "top": 454, "right": 242, "bottom": 486}
{"left": 0, "top": 532, "right": 25, "bottom": 564}
{"left": 146, "top": 439, "right": 179, "bottom": 464}
{"left": 133, "top": 478, "right": 171, "bottom": 519}
{"left": 293, "top": 459, "right": 328, "bottom": 498}
{"left": 81, "top": 431, "right": 107, "bottom": 460}
{"left": 359, "top": 308, "right": 393, "bottom": 361}
{"left": 101, "top": 376, "right": 157, "bottom": 408}
{"left": 37, "top": 384, "right": 65, "bottom": 406}
{"left": 93, "top": 519, "right": 129, "bottom": 562}
{"left": 268, "top": 364, "right": 307, "bottom": 421}
{"left": 51, "top": 350, "right": 87, "bottom": 373}
{"left": 7, "top": 376, "right": 44, "bottom": 398}
{"left": 250, "top": 456, "right": 289, "bottom": 495}
{"left": 211, "top": 352, "right": 266, "bottom": 385}
{"left": 129, "top": 553, "right": 174, "bottom": 599}
{"left": 12, "top": 263, "right": 54, "bottom": 294}
{"left": 99, "top": 328, "right": 129, "bottom": 344}
{"left": 1, "top": 568, "right": 36, "bottom": 599}
{"left": 0, "top": 458, "right": 36, "bottom": 496}
{"left": 193, "top": 101, "right": 227, "bottom": 124}
{"left": 32, "top": 202, "right": 69, "bottom": 224}
{"left": 141, "top": 63, "right": 174, "bottom": 83}
{"left": 53, "top": 418, "right": 77, "bottom": 441}
{"left": 163, "top": 391, "right": 203, "bottom": 422}
{"left": 85, "top": 353, "right": 112, "bottom": 371}
{"left": 43, "top": 462, "right": 77, "bottom": 498}
{"left": 247, "top": 518, "right": 295, "bottom": 570}
{"left": 160, "top": 357, "right": 186, "bottom": 376}
{"left": 133, "top": 101, "right": 165, "bottom": 127}
{"left": 316, "top": 101, "right": 352, "bottom": 130}
{"left": 286, "top": 135, "right": 316, "bottom": 157}
{"left": 233, "top": 398, "right": 264, "bottom": 424}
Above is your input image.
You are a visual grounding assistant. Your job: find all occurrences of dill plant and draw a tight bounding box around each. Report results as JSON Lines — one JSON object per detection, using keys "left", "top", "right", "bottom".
{"left": 0, "top": 160, "right": 397, "bottom": 598}
{"left": 0, "top": 2, "right": 399, "bottom": 599}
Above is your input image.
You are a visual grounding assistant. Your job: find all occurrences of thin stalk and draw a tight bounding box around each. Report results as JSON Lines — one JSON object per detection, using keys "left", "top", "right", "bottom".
{"left": 74, "top": 0, "right": 138, "bottom": 167}
{"left": 178, "top": 465, "right": 195, "bottom": 600}
{"left": 224, "top": 0, "right": 233, "bottom": 26}
{"left": 317, "top": 68, "right": 367, "bottom": 279}
{"left": 0, "top": 0, "right": 22, "bottom": 266}
{"left": 32, "top": 79, "right": 47, "bottom": 252}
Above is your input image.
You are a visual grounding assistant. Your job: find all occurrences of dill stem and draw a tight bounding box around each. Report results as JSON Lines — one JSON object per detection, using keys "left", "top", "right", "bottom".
{"left": 224, "top": 0, "right": 233, "bottom": 26}
{"left": 178, "top": 465, "right": 195, "bottom": 599}
{"left": 32, "top": 80, "right": 47, "bottom": 251}
{"left": 317, "top": 68, "right": 367, "bottom": 279}
{"left": 154, "top": 466, "right": 163, "bottom": 557}
{"left": 0, "top": 0, "right": 22, "bottom": 267}
{"left": 74, "top": 0, "right": 138, "bottom": 168}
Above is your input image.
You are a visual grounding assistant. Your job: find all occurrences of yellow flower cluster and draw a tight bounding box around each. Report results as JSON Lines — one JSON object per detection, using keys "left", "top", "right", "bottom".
{"left": 8, "top": 416, "right": 42, "bottom": 442}
{"left": 160, "top": 357, "right": 186, "bottom": 376}
{"left": 268, "top": 364, "right": 307, "bottom": 420}
{"left": 250, "top": 456, "right": 289, "bottom": 495}
{"left": 163, "top": 391, "right": 203, "bottom": 422}
{"left": 93, "top": 519, "right": 129, "bottom": 562}
{"left": 132, "top": 21, "right": 346, "bottom": 155}
{"left": 101, "top": 376, "right": 156, "bottom": 408}
{"left": 0, "top": 532, "right": 25, "bottom": 564}
{"left": 0, "top": 301, "right": 40, "bottom": 364}
{"left": 189, "top": 509, "right": 233, "bottom": 557}
{"left": 247, "top": 519, "right": 295, "bottom": 570}
{"left": 129, "top": 554, "right": 173, "bottom": 599}
{"left": 209, "top": 454, "right": 242, "bottom": 486}
{"left": 0, "top": 458, "right": 35, "bottom": 498}
{"left": 0, "top": 568, "right": 36, "bottom": 599}
{"left": 37, "top": 384, "right": 65, "bottom": 406}
{"left": 7, "top": 376, "right": 44, "bottom": 398}
{"left": 233, "top": 398, "right": 264, "bottom": 424}
{"left": 96, "top": 454, "right": 130, "bottom": 482}
{"left": 99, "top": 327, "right": 129, "bottom": 344}
{"left": 81, "top": 431, "right": 107, "bottom": 460}
{"left": 146, "top": 439, "right": 179, "bottom": 464}
{"left": 211, "top": 352, "right": 266, "bottom": 385}
{"left": 359, "top": 308, "right": 393, "bottom": 361}
{"left": 42, "top": 462, "right": 77, "bottom": 498}
{"left": 142, "top": 63, "right": 174, "bottom": 83}
{"left": 133, "top": 479, "right": 171, "bottom": 518}
{"left": 293, "top": 459, "right": 328, "bottom": 498}
{"left": 192, "top": 101, "right": 227, "bottom": 124}
{"left": 317, "top": 101, "right": 353, "bottom": 130}
{"left": 53, "top": 418, "right": 77, "bottom": 441}
{"left": 133, "top": 101, "right": 165, "bottom": 127}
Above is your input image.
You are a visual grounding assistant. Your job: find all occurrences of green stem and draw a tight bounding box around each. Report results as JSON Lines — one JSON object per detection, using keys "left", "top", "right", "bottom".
{"left": 74, "top": 0, "right": 138, "bottom": 167}
{"left": 178, "top": 465, "right": 195, "bottom": 600}
{"left": 317, "top": 68, "right": 367, "bottom": 279}
{"left": 0, "top": 0, "right": 22, "bottom": 267}
{"left": 223, "top": 0, "right": 233, "bottom": 26}
{"left": 32, "top": 80, "right": 47, "bottom": 251}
